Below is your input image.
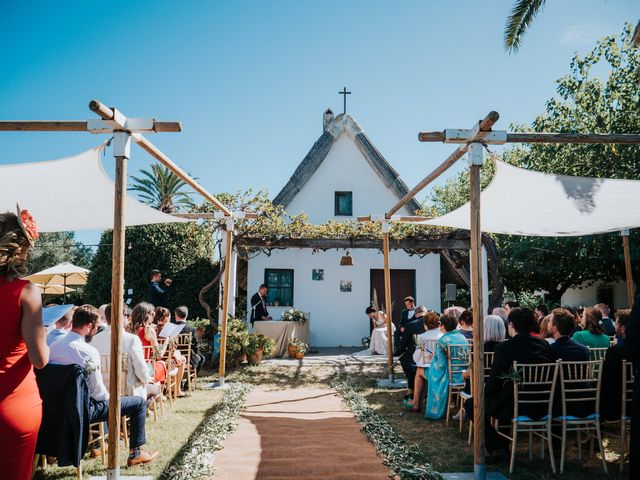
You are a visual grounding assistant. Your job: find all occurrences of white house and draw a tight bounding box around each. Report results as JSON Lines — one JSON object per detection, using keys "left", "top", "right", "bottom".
{"left": 245, "top": 110, "right": 488, "bottom": 347}
{"left": 561, "top": 279, "right": 631, "bottom": 309}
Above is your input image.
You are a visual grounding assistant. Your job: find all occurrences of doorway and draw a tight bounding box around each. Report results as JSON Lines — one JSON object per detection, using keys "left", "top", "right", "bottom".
{"left": 370, "top": 269, "right": 416, "bottom": 327}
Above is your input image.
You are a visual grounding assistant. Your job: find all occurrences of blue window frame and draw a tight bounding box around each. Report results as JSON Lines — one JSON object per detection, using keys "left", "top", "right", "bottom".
{"left": 335, "top": 191, "right": 353, "bottom": 216}
{"left": 264, "top": 268, "right": 294, "bottom": 306}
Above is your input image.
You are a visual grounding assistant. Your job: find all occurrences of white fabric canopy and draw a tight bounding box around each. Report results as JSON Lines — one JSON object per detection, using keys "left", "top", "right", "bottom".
{"left": 423, "top": 160, "right": 640, "bottom": 236}
{"left": 1, "top": 144, "right": 189, "bottom": 232}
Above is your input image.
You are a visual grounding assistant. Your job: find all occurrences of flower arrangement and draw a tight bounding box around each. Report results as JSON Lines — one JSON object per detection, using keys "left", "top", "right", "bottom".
{"left": 281, "top": 308, "right": 306, "bottom": 323}
{"left": 361, "top": 336, "right": 371, "bottom": 349}
{"left": 188, "top": 318, "right": 210, "bottom": 329}
{"left": 16, "top": 205, "right": 39, "bottom": 244}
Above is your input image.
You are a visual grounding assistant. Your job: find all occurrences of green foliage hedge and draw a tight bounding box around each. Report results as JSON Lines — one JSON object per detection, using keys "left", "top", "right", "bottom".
{"left": 84, "top": 222, "right": 217, "bottom": 318}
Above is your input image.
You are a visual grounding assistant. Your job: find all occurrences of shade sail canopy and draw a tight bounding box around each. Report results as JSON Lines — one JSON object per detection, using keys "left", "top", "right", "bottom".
{"left": 25, "top": 262, "right": 89, "bottom": 286}
{"left": 423, "top": 160, "right": 640, "bottom": 236}
{"left": 1, "top": 144, "right": 189, "bottom": 232}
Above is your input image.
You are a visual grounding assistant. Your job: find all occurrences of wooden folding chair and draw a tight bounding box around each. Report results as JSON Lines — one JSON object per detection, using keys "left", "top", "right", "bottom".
{"left": 176, "top": 333, "right": 197, "bottom": 394}
{"left": 602, "top": 359, "right": 634, "bottom": 472}
{"left": 464, "top": 350, "right": 495, "bottom": 442}
{"left": 589, "top": 347, "right": 608, "bottom": 362}
{"left": 553, "top": 360, "right": 608, "bottom": 474}
{"left": 494, "top": 361, "right": 559, "bottom": 474}
{"left": 446, "top": 343, "right": 471, "bottom": 426}
{"left": 99, "top": 354, "right": 130, "bottom": 451}
{"left": 140, "top": 345, "right": 165, "bottom": 421}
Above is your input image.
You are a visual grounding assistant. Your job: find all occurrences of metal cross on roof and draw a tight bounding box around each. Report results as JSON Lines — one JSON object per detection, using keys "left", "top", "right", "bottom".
{"left": 338, "top": 87, "right": 351, "bottom": 114}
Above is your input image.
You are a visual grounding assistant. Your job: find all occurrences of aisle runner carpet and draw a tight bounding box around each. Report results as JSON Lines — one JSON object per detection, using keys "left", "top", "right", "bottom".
{"left": 213, "top": 387, "right": 390, "bottom": 479}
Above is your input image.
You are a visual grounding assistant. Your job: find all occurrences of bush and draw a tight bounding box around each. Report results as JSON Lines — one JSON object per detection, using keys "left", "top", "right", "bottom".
{"left": 84, "top": 223, "right": 217, "bottom": 318}
{"left": 219, "top": 318, "right": 249, "bottom": 367}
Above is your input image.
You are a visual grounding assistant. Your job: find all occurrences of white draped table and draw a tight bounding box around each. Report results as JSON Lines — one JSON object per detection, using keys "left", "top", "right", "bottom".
{"left": 253, "top": 320, "right": 310, "bottom": 358}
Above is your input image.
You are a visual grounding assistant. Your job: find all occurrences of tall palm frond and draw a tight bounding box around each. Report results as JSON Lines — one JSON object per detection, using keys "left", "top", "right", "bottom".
{"left": 129, "top": 164, "right": 195, "bottom": 213}
{"left": 504, "top": 0, "right": 547, "bottom": 53}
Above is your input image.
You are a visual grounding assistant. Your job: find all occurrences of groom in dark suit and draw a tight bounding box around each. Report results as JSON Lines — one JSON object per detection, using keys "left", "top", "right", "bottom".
{"left": 250, "top": 284, "right": 271, "bottom": 325}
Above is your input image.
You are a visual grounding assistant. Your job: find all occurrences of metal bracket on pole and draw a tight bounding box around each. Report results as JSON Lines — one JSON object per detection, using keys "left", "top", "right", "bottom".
{"left": 467, "top": 142, "right": 484, "bottom": 167}
{"left": 622, "top": 228, "right": 630, "bottom": 237}
{"left": 381, "top": 219, "right": 391, "bottom": 233}
{"left": 113, "top": 131, "right": 131, "bottom": 159}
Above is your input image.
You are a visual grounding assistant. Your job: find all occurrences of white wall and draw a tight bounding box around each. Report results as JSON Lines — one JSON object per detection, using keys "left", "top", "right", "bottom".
{"left": 286, "top": 133, "right": 412, "bottom": 223}
{"left": 561, "top": 279, "right": 632, "bottom": 309}
{"left": 247, "top": 248, "right": 441, "bottom": 347}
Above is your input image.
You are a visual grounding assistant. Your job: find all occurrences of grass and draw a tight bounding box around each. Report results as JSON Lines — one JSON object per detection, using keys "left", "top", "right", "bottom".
{"left": 33, "top": 371, "right": 224, "bottom": 480}
{"left": 231, "top": 359, "right": 629, "bottom": 480}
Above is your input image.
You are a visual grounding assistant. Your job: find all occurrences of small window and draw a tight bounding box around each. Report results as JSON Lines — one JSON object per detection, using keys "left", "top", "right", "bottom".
{"left": 335, "top": 191, "right": 353, "bottom": 216}
{"left": 264, "top": 269, "right": 294, "bottom": 306}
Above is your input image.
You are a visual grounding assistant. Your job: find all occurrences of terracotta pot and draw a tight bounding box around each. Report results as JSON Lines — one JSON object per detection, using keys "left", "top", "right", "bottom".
{"left": 294, "top": 351, "right": 305, "bottom": 360}
{"left": 248, "top": 348, "right": 264, "bottom": 365}
{"left": 288, "top": 345, "right": 298, "bottom": 358}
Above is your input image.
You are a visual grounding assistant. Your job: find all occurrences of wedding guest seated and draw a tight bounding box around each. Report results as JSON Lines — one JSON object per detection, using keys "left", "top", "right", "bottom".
{"left": 48, "top": 305, "right": 159, "bottom": 466}
{"left": 465, "top": 307, "right": 553, "bottom": 463}
{"left": 403, "top": 310, "right": 441, "bottom": 412}
{"left": 572, "top": 307, "right": 610, "bottom": 348}
{"left": 134, "top": 304, "right": 168, "bottom": 389}
{"left": 492, "top": 307, "right": 510, "bottom": 338}
{"left": 46, "top": 305, "right": 75, "bottom": 345}
{"left": 92, "top": 304, "right": 161, "bottom": 403}
{"left": 398, "top": 306, "right": 427, "bottom": 400}
{"left": 594, "top": 302, "right": 615, "bottom": 337}
{"left": 456, "top": 314, "right": 506, "bottom": 420}
{"left": 547, "top": 308, "right": 589, "bottom": 361}
{"left": 601, "top": 309, "right": 632, "bottom": 420}
{"left": 424, "top": 311, "right": 469, "bottom": 419}
{"left": 535, "top": 304, "right": 549, "bottom": 322}
{"left": 174, "top": 306, "right": 206, "bottom": 373}
{"left": 147, "top": 305, "right": 186, "bottom": 397}
{"left": 538, "top": 315, "right": 555, "bottom": 344}
{"left": 369, "top": 311, "right": 395, "bottom": 355}
{"left": 457, "top": 309, "right": 473, "bottom": 339}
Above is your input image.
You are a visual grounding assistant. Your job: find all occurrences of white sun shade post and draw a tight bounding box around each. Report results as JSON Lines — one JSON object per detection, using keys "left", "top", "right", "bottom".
{"left": 217, "top": 216, "right": 235, "bottom": 387}
{"left": 107, "top": 131, "right": 131, "bottom": 480}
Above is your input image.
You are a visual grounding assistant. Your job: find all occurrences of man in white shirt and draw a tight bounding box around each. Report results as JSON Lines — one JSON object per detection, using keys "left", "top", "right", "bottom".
{"left": 92, "top": 304, "right": 160, "bottom": 401}
{"left": 49, "top": 305, "right": 159, "bottom": 466}
{"left": 45, "top": 305, "right": 74, "bottom": 345}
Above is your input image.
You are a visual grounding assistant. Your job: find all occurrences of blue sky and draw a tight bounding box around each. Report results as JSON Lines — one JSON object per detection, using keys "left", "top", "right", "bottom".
{"left": 1, "top": 1, "right": 636, "bottom": 246}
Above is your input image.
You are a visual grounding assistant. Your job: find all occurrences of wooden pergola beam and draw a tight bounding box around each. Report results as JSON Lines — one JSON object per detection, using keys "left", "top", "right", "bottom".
{"left": 418, "top": 130, "right": 640, "bottom": 144}
{"left": 387, "top": 111, "right": 500, "bottom": 218}
{"left": 235, "top": 236, "right": 471, "bottom": 250}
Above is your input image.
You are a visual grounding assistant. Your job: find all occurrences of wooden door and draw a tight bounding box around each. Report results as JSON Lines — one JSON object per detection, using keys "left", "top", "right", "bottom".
{"left": 370, "top": 269, "right": 416, "bottom": 327}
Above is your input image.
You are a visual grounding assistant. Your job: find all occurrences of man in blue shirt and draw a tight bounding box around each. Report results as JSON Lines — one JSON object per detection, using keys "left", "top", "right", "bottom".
{"left": 147, "top": 269, "right": 172, "bottom": 307}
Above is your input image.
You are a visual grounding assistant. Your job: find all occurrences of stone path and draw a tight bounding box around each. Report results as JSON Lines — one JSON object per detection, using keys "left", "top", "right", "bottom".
{"left": 213, "top": 387, "right": 390, "bottom": 479}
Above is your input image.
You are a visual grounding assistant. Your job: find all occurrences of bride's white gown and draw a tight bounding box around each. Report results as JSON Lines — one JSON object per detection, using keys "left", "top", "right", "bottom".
{"left": 369, "top": 314, "right": 395, "bottom": 355}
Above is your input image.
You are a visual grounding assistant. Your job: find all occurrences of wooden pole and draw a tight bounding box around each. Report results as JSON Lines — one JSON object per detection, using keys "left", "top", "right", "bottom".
{"left": 88, "top": 99, "right": 182, "bottom": 132}
{"left": 388, "top": 111, "right": 499, "bottom": 218}
{"left": 0, "top": 121, "right": 88, "bottom": 131}
{"left": 622, "top": 230, "right": 635, "bottom": 308}
{"left": 468, "top": 143, "right": 485, "bottom": 480}
{"left": 131, "top": 133, "right": 232, "bottom": 216}
{"left": 218, "top": 221, "right": 234, "bottom": 385}
{"left": 107, "top": 150, "right": 128, "bottom": 478}
{"left": 382, "top": 224, "right": 395, "bottom": 382}
{"left": 418, "top": 130, "right": 640, "bottom": 145}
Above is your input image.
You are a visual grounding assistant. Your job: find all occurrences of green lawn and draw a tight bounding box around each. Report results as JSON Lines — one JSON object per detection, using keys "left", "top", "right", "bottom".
{"left": 33, "top": 371, "right": 224, "bottom": 480}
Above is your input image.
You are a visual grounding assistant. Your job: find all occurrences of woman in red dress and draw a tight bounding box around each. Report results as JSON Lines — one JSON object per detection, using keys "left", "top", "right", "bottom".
{"left": 0, "top": 208, "right": 49, "bottom": 479}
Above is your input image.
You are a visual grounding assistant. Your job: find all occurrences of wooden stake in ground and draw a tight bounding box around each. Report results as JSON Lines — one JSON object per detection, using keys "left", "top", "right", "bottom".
{"left": 622, "top": 229, "right": 635, "bottom": 308}
{"left": 218, "top": 219, "right": 235, "bottom": 386}
{"left": 108, "top": 133, "right": 131, "bottom": 477}
{"left": 382, "top": 222, "right": 394, "bottom": 382}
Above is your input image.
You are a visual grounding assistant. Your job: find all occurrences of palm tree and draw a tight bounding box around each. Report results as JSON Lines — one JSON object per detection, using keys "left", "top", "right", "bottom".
{"left": 504, "top": 0, "right": 548, "bottom": 53}
{"left": 129, "top": 164, "right": 194, "bottom": 213}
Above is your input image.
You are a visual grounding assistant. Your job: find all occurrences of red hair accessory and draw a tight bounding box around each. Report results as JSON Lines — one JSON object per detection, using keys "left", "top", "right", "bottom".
{"left": 16, "top": 204, "right": 39, "bottom": 244}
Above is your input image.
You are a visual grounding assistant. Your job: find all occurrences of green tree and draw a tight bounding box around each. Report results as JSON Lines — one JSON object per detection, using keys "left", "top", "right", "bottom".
{"left": 28, "top": 231, "right": 93, "bottom": 274}
{"left": 129, "top": 164, "right": 194, "bottom": 213}
{"left": 430, "top": 25, "right": 640, "bottom": 304}
{"left": 84, "top": 222, "right": 217, "bottom": 318}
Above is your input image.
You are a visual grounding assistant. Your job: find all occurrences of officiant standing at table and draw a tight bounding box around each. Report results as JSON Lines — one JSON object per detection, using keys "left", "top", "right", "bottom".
{"left": 250, "top": 284, "right": 272, "bottom": 325}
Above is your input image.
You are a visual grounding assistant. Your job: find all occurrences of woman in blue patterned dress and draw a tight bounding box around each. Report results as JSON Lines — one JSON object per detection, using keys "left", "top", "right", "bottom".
{"left": 424, "top": 311, "right": 468, "bottom": 420}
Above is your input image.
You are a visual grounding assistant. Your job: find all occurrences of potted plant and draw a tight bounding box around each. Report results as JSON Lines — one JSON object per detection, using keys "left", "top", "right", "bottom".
{"left": 245, "top": 334, "right": 276, "bottom": 365}
{"left": 188, "top": 317, "right": 210, "bottom": 338}
{"left": 281, "top": 308, "right": 307, "bottom": 323}
{"left": 217, "top": 318, "right": 249, "bottom": 367}
{"left": 288, "top": 338, "right": 308, "bottom": 359}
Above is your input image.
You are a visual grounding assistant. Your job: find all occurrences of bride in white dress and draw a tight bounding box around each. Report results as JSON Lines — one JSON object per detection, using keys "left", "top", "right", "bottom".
{"left": 369, "top": 311, "right": 395, "bottom": 355}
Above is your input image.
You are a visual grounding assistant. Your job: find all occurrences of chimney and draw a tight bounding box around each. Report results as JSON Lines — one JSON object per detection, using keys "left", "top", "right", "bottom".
{"left": 323, "top": 108, "right": 334, "bottom": 131}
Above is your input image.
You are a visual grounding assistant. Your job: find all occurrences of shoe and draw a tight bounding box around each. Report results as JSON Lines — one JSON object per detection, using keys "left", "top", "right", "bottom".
{"left": 90, "top": 444, "right": 108, "bottom": 458}
{"left": 452, "top": 410, "right": 467, "bottom": 422}
{"left": 127, "top": 449, "right": 159, "bottom": 466}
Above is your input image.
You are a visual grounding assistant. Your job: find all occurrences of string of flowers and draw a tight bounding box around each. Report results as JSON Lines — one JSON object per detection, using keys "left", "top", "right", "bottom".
{"left": 334, "top": 382, "right": 443, "bottom": 480}
{"left": 159, "top": 381, "right": 251, "bottom": 480}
